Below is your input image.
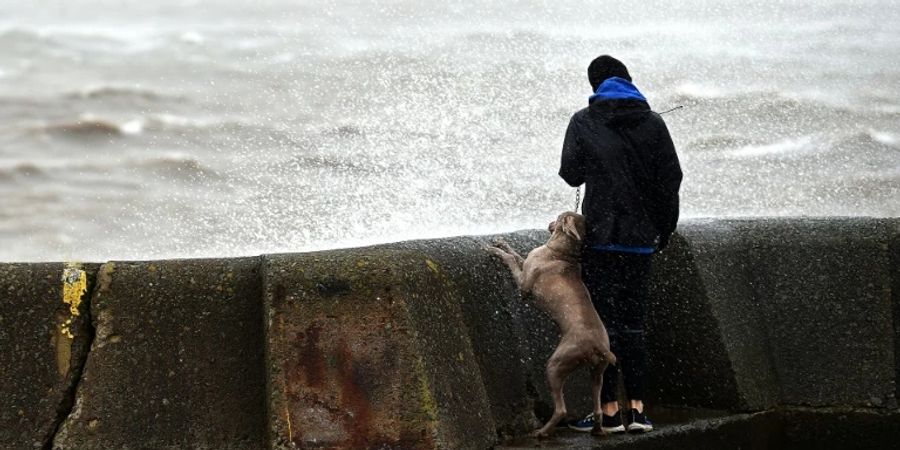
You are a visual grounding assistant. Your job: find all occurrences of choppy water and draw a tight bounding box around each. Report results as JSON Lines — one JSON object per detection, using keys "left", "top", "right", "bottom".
{"left": 2, "top": 0, "right": 898, "bottom": 261}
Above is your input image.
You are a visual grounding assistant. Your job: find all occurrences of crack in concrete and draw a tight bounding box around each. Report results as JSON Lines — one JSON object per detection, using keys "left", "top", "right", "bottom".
{"left": 42, "top": 267, "right": 98, "bottom": 450}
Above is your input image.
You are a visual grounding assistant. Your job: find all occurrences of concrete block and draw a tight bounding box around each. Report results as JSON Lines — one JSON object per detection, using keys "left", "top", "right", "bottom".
{"left": 644, "top": 231, "right": 747, "bottom": 410}
{"left": 53, "top": 258, "right": 267, "bottom": 450}
{"left": 742, "top": 218, "right": 897, "bottom": 407}
{"left": 385, "top": 232, "right": 554, "bottom": 435}
{"left": 668, "top": 222, "right": 781, "bottom": 410}
{"left": 889, "top": 223, "right": 900, "bottom": 405}
{"left": 0, "top": 263, "right": 94, "bottom": 450}
{"left": 648, "top": 218, "right": 900, "bottom": 411}
{"left": 263, "top": 248, "right": 495, "bottom": 449}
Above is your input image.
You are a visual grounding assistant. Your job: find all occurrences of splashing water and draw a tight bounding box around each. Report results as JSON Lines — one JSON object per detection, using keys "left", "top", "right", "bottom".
{"left": 1, "top": 0, "right": 898, "bottom": 261}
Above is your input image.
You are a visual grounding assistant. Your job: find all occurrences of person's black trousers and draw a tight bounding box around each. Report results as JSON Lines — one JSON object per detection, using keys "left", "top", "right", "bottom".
{"left": 582, "top": 250, "right": 653, "bottom": 404}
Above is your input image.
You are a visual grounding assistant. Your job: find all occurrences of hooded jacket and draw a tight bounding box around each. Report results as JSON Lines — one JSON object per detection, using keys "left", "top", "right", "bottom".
{"left": 559, "top": 77, "right": 682, "bottom": 250}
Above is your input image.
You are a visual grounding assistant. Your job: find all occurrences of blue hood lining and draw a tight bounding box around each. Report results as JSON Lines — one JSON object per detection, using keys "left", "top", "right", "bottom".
{"left": 589, "top": 77, "right": 647, "bottom": 103}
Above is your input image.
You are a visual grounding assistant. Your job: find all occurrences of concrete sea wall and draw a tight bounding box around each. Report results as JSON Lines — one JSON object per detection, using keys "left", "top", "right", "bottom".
{"left": 1, "top": 218, "right": 898, "bottom": 449}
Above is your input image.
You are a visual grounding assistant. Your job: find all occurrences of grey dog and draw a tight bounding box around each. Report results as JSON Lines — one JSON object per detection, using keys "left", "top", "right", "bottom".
{"left": 486, "top": 211, "right": 616, "bottom": 437}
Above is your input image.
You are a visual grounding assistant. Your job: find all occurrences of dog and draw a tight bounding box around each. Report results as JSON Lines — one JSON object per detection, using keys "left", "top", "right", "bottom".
{"left": 486, "top": 211, "right": 615, "bottom": 437}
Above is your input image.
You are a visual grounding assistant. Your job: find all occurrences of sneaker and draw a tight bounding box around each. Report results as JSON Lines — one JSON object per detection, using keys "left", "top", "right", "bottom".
{"left": 600, "top": 412, "right": 626, "bottom": 434}
{"left": 568, "top": 412, "right": 627, "bottom": 433}
{"left": 625, "top": 408, "right": 653, "bottom": 433}
{"left": 567, "top": 413, "right": 595, "bottom": 432}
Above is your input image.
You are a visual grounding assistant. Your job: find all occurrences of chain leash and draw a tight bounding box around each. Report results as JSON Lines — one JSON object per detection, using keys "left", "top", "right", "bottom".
{"left": 574, "top": 187, "right": 581, "bottom": 213}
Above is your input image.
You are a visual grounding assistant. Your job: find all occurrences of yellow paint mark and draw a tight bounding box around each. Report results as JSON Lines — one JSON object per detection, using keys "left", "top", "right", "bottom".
{"left": 424, "top": 259, "right": 440, "bottom": 274}
{"left": 60, "top": 263, "right": 87, "bottom": 339}
{"left": 283, "top": 386, "right": 293, "bottom": 443}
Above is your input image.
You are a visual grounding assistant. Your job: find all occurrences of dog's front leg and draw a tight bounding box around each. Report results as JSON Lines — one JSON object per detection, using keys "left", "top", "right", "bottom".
{"left": 493, "top": 238, "right": 525, "bottom": 268}
{"left": 485, "top": 246, "right": 525, "bottom": 290}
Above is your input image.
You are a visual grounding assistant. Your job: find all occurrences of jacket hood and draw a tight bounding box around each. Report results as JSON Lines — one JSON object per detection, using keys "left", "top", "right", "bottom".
{"left": 588, "top": 78, "right": 652, "bottom": 127}
{"left": 589, "top": 76, "right": 647, "bottom": 103}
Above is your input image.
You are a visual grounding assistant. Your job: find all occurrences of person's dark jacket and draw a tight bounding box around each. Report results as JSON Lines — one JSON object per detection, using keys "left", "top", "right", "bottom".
{"left": 559, "top": 78, "right": 682, "bottom": 250}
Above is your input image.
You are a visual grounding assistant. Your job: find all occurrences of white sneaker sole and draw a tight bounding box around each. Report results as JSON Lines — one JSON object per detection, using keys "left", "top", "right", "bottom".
{"left": 627, "top": 423, "right": 653, "bottom": 433}
{"left": 567, "top": 424, "right": 594, "bottom": 432}
{"left": 602, "top": 425, "right": 626, "bottom": 434}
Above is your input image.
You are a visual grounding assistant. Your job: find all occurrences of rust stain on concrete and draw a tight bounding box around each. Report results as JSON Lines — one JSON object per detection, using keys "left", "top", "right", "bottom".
{"left": 296, "top": 322, "right": 325, "bottom": 389}
{"left": 336, "top": 338, "right": 373, "bottom": 448}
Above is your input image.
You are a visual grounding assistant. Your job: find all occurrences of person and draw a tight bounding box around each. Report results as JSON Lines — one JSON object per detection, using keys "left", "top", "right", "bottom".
{"left": 558, "top": 55, "right": 682, "bottom": 434}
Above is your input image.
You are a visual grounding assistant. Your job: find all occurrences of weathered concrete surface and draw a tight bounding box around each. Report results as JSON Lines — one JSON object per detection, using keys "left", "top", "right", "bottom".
{"left": 384, "top": 232, "right": 554, "bottom": 436}
{"left": 53, "top": 258, "right": 267, "bottom": 450}
{"left": 645, "top": 232, "right": 751, "bottom": 409}
{"left": 264, "top": 231, "right": 608, "bottom": 446}
{"left": 647, "top": 218, "right": 899, "bottom": 411}
{"left": 264, "top": 248, "right": 496, "bottom": 449}
{"left": 892, "top": 229, "right": 900, "bottom": 405}
{"left": 0, "top": 263, "right": 95, "bottom": 450}
{"left": 4, "top": 217, "right": 900, "bottom": 449}
{"left": 742, "top": 218, "right": 897, "bottom": 408}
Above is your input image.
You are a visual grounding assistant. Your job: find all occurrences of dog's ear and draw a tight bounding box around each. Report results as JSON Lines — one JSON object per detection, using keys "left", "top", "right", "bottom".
{"left": 563, "top": 215, "right": 582, "bottom": 241}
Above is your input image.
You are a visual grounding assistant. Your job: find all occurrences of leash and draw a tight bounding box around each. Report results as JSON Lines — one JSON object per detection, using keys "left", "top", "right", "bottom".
{"left": 573, "top": 186, "right": 581, "bottom": 213}
{"left": 659, "top": 105, "right": 684, "bottom": 115}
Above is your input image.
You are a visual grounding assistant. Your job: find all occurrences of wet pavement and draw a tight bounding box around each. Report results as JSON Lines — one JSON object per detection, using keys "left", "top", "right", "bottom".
{"left": 497, "top": 407, "right": 737, "bottom": 449}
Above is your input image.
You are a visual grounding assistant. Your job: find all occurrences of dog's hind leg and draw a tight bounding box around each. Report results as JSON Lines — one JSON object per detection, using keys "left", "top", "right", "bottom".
{"left": 589, "top": 361, "right": 609, "bottom": 436}
{"left": 533, "top": 344, "right": 580, "bottom": 437}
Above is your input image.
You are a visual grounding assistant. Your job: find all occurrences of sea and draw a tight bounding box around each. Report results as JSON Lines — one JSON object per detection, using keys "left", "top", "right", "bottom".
{"left": 1, "top": 0, "right": 898, "bottom": 262}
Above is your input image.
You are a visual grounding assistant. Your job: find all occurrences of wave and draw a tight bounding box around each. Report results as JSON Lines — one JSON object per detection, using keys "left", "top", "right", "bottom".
{"left": 64, "top": 85, "right": 183, "bottom": 102}
{"left": 37, "top": 117, "right": 128, "bottom": 137}
{"left": 0, "top": 153, "right": 219, "bottom": 183}
{"left": 829, "top": 131, "right": 900, "bottom": 167}
{"left": 135, "top": 153, "right": 221, "bottom": 180}
{"left": 320, "top": 124, "right": 365, "bottom": 138}
{"left": 673, "top": 82, "right": 729, "bottom": 100}
{"left": 726, "top": 136, "right": 815, "bottom": 159}
{"left": 713, "top": 130, "right": 900, "bottom": 167}
{"left": 685, "top": 134, "right": 751, "bottom": 152}
{"left": 868, "top": 130, "right": 899, "bottom": 147}
{"left": 0, "top": 162, "right": 47, "bottom": 181}
{"left": 0, "top": 28, "right": 53, "bottom": 47}
{"left": 665, "top": 87, "right": 900, "bottom": 122}
{"left": 280, "top": 152, "right": 394, "bottom": 176}
{"left": 27, "top": 113, "right": 259, "bottom": 139}
{"left": 0, "top": 25, "right": 160, "bottom": 53}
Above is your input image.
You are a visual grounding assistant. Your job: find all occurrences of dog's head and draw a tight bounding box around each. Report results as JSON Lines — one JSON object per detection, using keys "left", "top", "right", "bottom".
{"left": 548, "top": 212, "right": 586, "bottom": 243}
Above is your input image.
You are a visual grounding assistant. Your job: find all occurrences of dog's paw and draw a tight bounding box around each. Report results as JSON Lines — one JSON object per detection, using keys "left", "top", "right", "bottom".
{"left": 491, "top": 237, "right": 509, "bottom": 247}
{"left": 531, "top": 428, "right": 553, "bottom": 439}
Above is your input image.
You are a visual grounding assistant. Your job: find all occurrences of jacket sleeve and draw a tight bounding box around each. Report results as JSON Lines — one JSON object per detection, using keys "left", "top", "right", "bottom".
{"left": 651, "top": 116, "right": 683, "bottom": 245}
{"left": 558, "top": 116, "right": 585, "bottom": 187}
